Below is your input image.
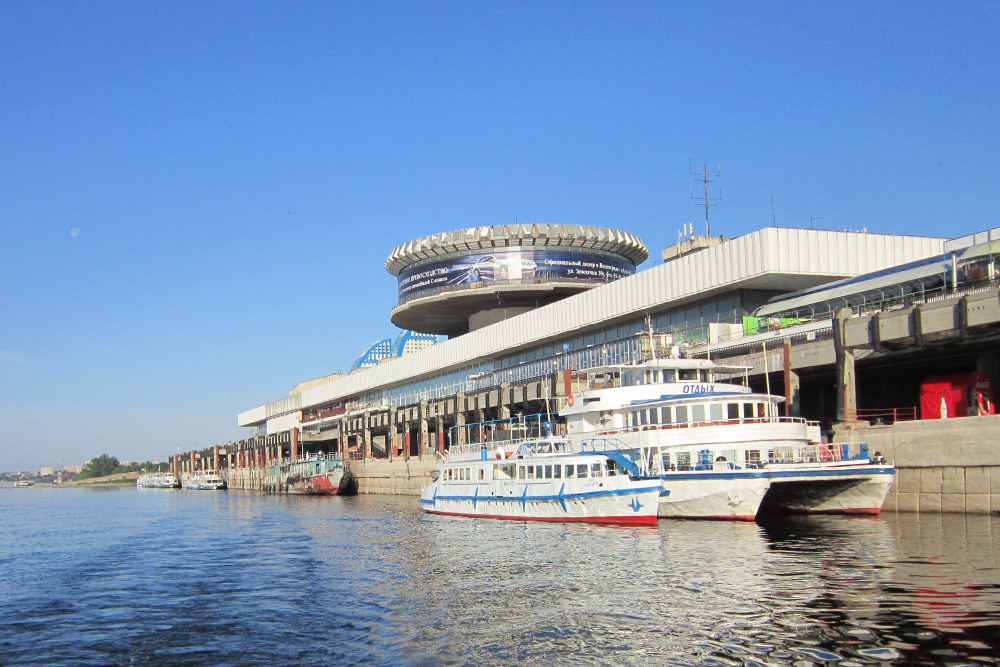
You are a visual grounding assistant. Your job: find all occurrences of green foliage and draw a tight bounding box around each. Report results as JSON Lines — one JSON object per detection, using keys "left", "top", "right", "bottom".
{"left": 76, "top": 456, "right": 169, "bottom": 479}
{"left": 77, "top": 454, "right": 120, "bottom": 479}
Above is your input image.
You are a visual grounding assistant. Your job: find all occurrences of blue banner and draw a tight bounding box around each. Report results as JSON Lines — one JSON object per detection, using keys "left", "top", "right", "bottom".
{"left": 397, "top": 250, "right": 636, "bottom": 300}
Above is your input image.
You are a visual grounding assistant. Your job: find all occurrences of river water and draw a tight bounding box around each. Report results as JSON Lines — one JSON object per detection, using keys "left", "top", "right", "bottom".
{"left": 0, "top": 487, "right": 998, "bottom": 666}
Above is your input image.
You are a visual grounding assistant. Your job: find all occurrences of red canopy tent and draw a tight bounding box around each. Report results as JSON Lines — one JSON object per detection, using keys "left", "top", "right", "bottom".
{"left": 920, "top": 371, "right": 995, "bottom": 419}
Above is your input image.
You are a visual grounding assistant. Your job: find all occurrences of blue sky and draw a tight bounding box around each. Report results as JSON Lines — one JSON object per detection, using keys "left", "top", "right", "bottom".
{"left": 1, "top": 1, "right": 997, "bottom": 470}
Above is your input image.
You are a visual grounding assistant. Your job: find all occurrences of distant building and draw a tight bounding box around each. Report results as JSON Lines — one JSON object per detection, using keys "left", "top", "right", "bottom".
{"left": 40, "top": 466, "right": 55, "bottom": 476}
{"left": 63, "top": 465, "right": 84, "bottom": 474}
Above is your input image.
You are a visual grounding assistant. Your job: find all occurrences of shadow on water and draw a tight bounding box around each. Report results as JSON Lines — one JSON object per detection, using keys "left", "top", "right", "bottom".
{"left": 0, "top": 488, "right": 998, "bottom": 666}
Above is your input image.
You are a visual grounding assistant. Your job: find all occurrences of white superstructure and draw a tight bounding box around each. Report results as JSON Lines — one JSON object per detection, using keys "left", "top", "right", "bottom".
{"left": 561, "top": 357, "right": 894, "bottom": 516}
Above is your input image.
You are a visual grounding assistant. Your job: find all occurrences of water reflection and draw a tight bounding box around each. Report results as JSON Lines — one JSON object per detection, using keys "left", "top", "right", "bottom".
{"left": 0, "top": 488, "right": 997, "bottom": 666}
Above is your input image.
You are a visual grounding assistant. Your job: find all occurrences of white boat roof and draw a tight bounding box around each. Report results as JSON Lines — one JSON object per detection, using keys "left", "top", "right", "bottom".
{"left": 582, "top": 359, "right": 752, "bottom": 374}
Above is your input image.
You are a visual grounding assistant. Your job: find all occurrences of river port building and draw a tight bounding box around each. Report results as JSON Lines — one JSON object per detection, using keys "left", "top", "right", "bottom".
{"left": 165, "top": 225, "right": 945, "bottom": 484}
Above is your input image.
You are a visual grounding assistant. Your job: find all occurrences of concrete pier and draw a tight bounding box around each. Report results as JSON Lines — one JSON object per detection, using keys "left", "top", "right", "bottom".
{"left": 834, "top": 415, "right": 1000, "bottom": 514}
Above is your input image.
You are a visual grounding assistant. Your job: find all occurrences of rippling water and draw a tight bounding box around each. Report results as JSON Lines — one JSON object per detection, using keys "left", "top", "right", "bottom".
{"left": 1, "top": 487, "right": 998, "bottom": 666}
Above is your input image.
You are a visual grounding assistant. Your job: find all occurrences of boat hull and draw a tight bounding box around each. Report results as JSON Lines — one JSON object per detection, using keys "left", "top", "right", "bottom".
{"left": 263, "top": 460, "right": 357, "bottom": 496}
{"left": 420, "top": 486, "right": 661, "bottom": 525}
{"left": 657, "top": 472, "right": 770, "bottom": 520}
{"left": 760, "top": 464, "right": 894, "bottom": 515}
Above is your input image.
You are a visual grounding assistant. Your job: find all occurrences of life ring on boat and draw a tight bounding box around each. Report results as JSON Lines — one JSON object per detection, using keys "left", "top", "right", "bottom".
{"left": 566, "top": 394, "right": 575, "bottom": 407}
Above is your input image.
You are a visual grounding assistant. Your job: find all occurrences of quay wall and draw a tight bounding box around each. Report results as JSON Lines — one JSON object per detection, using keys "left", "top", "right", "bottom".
{"left": 833, "top": 415, "right": 1000, "bottom": 515}
{"left": 181, "top": 458, "right": 435, "bottom": 496}
{"left": 350, "top": 458, "right": 436, "bottom": 496}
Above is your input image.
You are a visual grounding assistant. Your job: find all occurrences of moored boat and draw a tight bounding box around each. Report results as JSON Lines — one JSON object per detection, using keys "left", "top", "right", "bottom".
{"left": 420, "top": 435, "right": 661, "bottom": 525}
{"left": 262, "top": 455, "right": 356, "bottom": 495}
{"left": 137, "top": 472, "right": 181, "bottom": 489}
{"left": 186, "top": 471, "right": 227, "bottom": 490}
{"left": 560, "top": 357, "right": 894, "bottom": 518}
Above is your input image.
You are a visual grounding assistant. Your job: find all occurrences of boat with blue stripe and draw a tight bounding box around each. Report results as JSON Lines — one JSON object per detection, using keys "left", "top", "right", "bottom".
{"left": 419, "top": 435, "right": 661, "bottom": 525}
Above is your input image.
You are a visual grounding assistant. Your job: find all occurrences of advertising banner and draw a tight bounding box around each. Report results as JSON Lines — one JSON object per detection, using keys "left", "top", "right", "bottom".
{"left": 397, "top": 250, "right": 636, "bottom": 300}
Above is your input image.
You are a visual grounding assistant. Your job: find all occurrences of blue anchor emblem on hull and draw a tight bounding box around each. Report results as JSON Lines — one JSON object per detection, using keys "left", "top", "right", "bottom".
{"left": 628, "top": 497, "right": 643, "bottom": 512}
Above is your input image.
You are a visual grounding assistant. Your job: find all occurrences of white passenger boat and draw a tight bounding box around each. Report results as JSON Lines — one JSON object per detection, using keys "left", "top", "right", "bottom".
{"left": 137, "top": 473, "right": 181, "bottom": 489}
{"left": 420, "top": 435, "right": 661, "bottom": 525}
{"left": 185, "top": 471, "right": 227, "bottom": 490}
{"left": 560, "top": 358, "right": 894, "bottom": 518}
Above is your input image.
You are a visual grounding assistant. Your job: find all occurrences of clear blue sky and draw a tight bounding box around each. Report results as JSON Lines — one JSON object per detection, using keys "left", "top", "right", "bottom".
{"left": 1, "top": 1, "right": 997, "bottom": 471}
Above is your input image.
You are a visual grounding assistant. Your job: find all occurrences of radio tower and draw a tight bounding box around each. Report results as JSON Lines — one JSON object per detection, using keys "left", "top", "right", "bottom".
{"left": 690, "top": 160, "right": 721, "bottom": 236}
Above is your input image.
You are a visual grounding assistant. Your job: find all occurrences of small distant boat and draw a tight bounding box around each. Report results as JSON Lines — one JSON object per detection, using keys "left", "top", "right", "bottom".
{"left": 137, "top": 473, "right": 181, "bottom": 489}
{"left": 14, "top": 480, "right": 33, "bottom": 487}
{"left": 186, "top": 471, "right": 227, "bottom": 490}
{"left": 263, "top": 455, "right": 356, "bottom": 495}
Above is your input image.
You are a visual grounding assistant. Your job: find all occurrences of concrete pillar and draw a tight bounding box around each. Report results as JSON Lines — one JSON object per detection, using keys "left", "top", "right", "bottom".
{"left": 419, "top": 400, "right": 429, "bottom": 459}
{"left": 455, "top": 393, "right": 467, "bottom": 445}
{"left": 833, "top": 308, "right": 857, "bottom": 422}
{"left": 364, "top": 415, "right": 372, "bottom": 459}
{"left": 783, "top": 341, "right": 800, "bottom": 417}
{"left": 404, "top": 423, "right": 411, "bottom": 461}
{"left": 500, "top": 383, "right": 511, "bottom": 421}
{"left": 291, "top": 427, "right": 298, "bottom": 463}
{"left": 388, "top": 409, "right": 397, "bottom": 460}
{"left": 214, "top": 445, "right": 220, "bottom": 471}
{"left": 436, "top": 413, "right": 444, "bottom": 454}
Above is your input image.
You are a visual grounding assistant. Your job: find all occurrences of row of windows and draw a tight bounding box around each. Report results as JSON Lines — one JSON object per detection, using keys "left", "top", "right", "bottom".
{"left": 625, "top": 401, "right": 776, "bottom": 427}
{"left": 444, "top": 461, "right": 616, "bottom": 483}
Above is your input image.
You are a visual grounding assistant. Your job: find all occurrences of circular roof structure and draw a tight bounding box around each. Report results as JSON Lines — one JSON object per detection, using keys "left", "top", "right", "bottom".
{"left": 385, "top": 224, "right": 649, "bottom": 337}
{"left": 385, "top": 224, "right": 648, "bottom": 275}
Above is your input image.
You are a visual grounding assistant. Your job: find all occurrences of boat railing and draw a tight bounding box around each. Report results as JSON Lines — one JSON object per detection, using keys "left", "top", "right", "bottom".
{"left": 266, "top": 452, "right": 345, "bottom": 467}
{"left": 579, "top": 438, "right": 652, "bottom": 477}
{"left": 597, "top": 416, "right": 819, "bottom": 437}
{"left": 769, "top": 442, "right": 871, "bottom": 464}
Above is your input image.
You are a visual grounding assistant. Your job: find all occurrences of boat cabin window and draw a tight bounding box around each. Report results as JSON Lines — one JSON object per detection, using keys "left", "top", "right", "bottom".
{"left": 640, "top": 410, "right": 648, "bottom": 426}
{"left": 661, "top": 453, "right": 672, "bottom": 471}
{"left": 651, "top": 370, "right": 660, "bottom": 383}
{"left": 662, "top": 406, "right": 673, "bottom": 423}
{"left": 710, "top": 404, "right": 723, "bottom": 421}
{"left": 662, "top": 369, "right": 676, "bottom": 382}
{"left": 553, "top": 464, "right": 562, "bottom": 479}
{"left": 590, "top": 463, "right": 603, "bottom": 477}
{"left": 576, "top": 464, "right": 589, "bottom": 478}
{"left": 692, "top": 404, "right": 706, "bottom": 422}
{"left": 728, "top": 403, "right": 740, "bottom": 420}
{"left": 544, "top": 465, "right": 552, "bottom": 479}
{"left": 479, "top": 469, "right": 485, "bottom": 480}
{"left": 675, "top": 405, "right": 688, "bottom": 423}
{"left": 564, "top": 464, "right": 574, "bottom": 478}
{"left": 678, "top": 369, "right": 698, "bottom": 381}
{"left": 700, "top": 370, "right": 711, "bottom": 382}
{"left": 743, "top": 403, "right": 754, "bottom": 419}
{"left": 746, "top": 450, "right": 761, "bottom": 468}
{"left": 494, "top": 464, "right": 515, "bottom": 480}
{"left": 518, "top": 466, "right": 526, "bottom": 479}
{"left": 676, "top": 452, "right": 691, "bottom": 471}
{"left": 527, "top": 466, "right": 535, "bottom": 479}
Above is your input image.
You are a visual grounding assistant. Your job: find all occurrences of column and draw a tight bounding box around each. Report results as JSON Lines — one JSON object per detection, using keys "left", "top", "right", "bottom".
{"left": 419, "top": 400, "right": 429, "bottom": 459}
{"left": 783, "top": 341, "right": 800, "bottom": 417}
{"left": 455, "top": 393, "right": 467, "bottom": 446}
{"left": 833, "top": 308, "right": 857, "bottom": 422}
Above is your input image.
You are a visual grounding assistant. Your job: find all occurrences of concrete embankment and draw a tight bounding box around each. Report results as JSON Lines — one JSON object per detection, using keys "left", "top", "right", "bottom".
{"left": 349, "top": 458, "right": 436, "bottom": 495}
{"left": 834, "top": 415, "right": 1000, "bottom": 514}
{"left": 189, "top": 458, "right": 436, "bottom": 495}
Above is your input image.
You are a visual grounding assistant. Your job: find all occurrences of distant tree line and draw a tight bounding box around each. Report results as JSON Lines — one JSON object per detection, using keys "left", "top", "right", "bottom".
{"left": 76, "top": 455, "right": 169, "bottom": 480}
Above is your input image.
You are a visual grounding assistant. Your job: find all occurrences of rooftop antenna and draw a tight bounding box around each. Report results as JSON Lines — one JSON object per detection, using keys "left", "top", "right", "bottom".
{"left": 690, "top": 160, "right": 721, "bottom": 236}
{"left": 770, "top": 195, "right": 777, "bottom": 227}
{"left": 810, "top": 216, "right": 823, "bottom": 229}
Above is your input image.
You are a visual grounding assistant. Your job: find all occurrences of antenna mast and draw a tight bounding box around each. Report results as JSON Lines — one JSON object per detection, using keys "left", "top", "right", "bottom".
{"left": 690, "top": 159, "right": 721, "bottom": 236}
